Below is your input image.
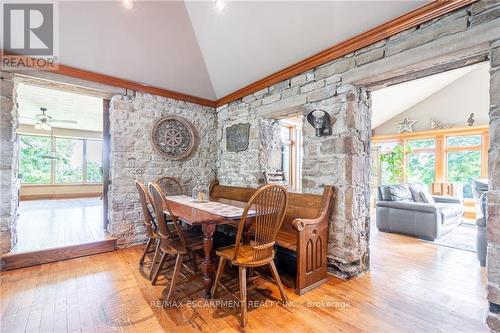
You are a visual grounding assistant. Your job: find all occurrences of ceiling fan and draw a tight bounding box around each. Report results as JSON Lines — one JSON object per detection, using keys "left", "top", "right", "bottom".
{"left": 21, "top": 107, "right": 77, "bottom": 131}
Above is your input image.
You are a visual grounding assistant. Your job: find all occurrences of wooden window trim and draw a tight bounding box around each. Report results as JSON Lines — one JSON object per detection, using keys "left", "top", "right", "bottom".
{"left": 373, "top": 125, "right": 489, "bottom": 185}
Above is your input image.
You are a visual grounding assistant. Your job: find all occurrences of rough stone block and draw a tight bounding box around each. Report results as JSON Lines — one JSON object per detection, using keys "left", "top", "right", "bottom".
{"left": 355, "top": 47, "right": 385, "bottom": 66}
{"left": 306, "top": 85, "right": 336, "bottom": 103}
{"left": 488, "top": 244, "right": 500, "bottom": 286}
{"left": 472, "top": 0, "right": 499, "bottom": 15}
{"left": 489, "top": 283, "right": 500, "bottom": 306}
{"left": 290, "top": 74, "right": 307, "bottom": 86}
{"left": 488, "top": 191, "right": 500, "bottom": 244}
{"left": 262, "top": 93, "right": 281, "bottom": 105}
{"left": 269, "top": 80, "right": 290, "bottom": 92}
{"left": 386, "top": 15, "right": 468, "bottom": 56}
{"left": 470, "top": 6, "right": 500, "bottom": 26}
{"left": 491, "top": 44, "right": 500, "bottom": 68}
{"left": 491, "top": 70, "right": 500, "bottom": 107}
{"left": 300, "top": 80, "right": 325, "bottom": 94}
{"left": 314, "top": 58, "right": 355, "bottom": 79}
{"left": 487, "top": 311, "right": 500, "bottom": 333}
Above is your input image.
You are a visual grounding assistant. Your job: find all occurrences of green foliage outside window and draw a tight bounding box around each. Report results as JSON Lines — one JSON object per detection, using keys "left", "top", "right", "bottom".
{"left": 19, "top": 135, "right": 52, "bottom": 184}
{"left": 380, "top": 145, "right": 411, "bottom": 184}
{"left": 447, "top": 150, "right": 481, "bottom": 198}
{"left": 407, "top": 152, "right": 435, "bottom": 185}
{"left": 56, "top": 138, "right": 83, "bottom": 183}
{"left": 19, "top": 134, "right": 102, "bottom": 185}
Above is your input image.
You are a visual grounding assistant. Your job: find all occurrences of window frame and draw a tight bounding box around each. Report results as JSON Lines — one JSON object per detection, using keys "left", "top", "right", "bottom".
{"left": 280, "top": 118, "right": 303, "bottom": 192}
{"left": 19, "top": 133, "right": 103, "bottom": 185}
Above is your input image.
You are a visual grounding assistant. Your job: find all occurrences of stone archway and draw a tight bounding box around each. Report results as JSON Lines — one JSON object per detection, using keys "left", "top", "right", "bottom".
{"left": 350, "top": 43, "right": 499, "bottom": 331}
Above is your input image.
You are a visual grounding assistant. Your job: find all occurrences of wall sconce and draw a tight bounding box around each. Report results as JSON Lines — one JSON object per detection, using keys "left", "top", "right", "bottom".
{"left": 307, "top": 109, "right": 332, "bottom": 137}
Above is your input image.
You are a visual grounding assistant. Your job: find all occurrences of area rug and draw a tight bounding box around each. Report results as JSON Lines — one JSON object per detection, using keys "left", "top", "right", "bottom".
{"left": 427, "top": 223, "right": 477, "bottom": 252}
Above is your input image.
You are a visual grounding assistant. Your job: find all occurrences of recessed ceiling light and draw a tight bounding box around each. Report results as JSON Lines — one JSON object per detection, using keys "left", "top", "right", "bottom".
{"left": 215, "top": 0, "right": 227, "bottom": 13}
{"left": 122, "top": 0, "right": 134, "bottom": 10}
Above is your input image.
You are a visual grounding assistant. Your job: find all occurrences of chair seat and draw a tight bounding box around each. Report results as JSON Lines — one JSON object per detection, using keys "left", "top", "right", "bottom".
{"left": 216, "top": 244, "right": 274, "bottom": 266}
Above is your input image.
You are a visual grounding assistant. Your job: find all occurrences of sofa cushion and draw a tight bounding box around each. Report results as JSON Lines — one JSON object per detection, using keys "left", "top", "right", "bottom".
{"left": 420, "top": 191, "right": 435, "bottom": 204}
{"left": 436, "top": 203, "right": 463, "bottom": 223}
{"left": 380, "top": 184, "right": 412, "bottom": 201}
{"left": 409, "top": 184, "right": 426, "bottom": 203}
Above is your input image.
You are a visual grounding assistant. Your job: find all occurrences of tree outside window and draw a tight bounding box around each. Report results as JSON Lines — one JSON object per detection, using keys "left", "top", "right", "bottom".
{"left": 19, "top": 134, "right": 102, "bottom": 185}
{"left": 19, "top": 135, "right": 52, "bottom": 184}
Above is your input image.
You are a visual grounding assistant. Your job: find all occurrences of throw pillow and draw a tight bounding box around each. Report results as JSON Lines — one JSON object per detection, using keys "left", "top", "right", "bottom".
{"left": 383, "top": 184, "right": 412, "bottom": 201}
{"left": 419, "top": 190, "right": 435, "bottom": 204}
{"left": 409, "top": 184, "right": 426, "bottom": 203}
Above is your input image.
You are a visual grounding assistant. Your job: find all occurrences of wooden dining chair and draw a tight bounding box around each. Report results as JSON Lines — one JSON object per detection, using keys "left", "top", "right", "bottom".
{"left": 211, "top": 184, "right": 289, "bottom": 327}
{"left": 156, "top": 176, "right": 183, "bottom": 196}
{"left": 135, "top": 181, "right": 158, "bottom": 272}
{"left": 148, "top": 182, "right": 203, "bottom": 300}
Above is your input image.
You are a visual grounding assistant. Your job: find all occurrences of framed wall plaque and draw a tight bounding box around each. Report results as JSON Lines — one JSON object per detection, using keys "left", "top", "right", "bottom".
{"left": 151, "top": 115, "right": 195, "bottom": 160}
{"left": 226, "top": 123, "right": 250, "bottom": 152}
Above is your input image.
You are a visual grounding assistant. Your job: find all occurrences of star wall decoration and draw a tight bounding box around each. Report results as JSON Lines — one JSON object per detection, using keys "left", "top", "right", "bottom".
{"left": 396, "top": 116, "right": 417, "bottom": 133}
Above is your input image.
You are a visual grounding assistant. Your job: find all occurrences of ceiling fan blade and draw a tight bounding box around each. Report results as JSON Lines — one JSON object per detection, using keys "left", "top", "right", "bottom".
{"left": 49, "top": 119, "right": 78, "bottom": 124}
{"left": 18, "top": 116, "right": 38, "bottom": 120}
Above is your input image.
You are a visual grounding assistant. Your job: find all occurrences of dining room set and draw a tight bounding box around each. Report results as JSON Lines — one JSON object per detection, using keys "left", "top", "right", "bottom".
{"left": 135, "top": 176, "right": 335, "bottom": 327}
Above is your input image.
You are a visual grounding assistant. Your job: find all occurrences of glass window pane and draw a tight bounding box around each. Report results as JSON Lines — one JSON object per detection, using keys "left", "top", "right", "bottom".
{"left": 407, "top": 152, "right": 435, "bottom": 185}
{"left": 19, "top": 135, "right": 52, "bottom": 184}
{"left": 447, "top": 151, "right": 481, "bottom": 198}
{"left": 446, "top": 135, "right": 481, "bottom": 147}
{"left": 407, "top": 138, "right": 435, "bottom": 149}
{"left": 374, "top": 141, "right": 399, "bottom": 153}
{"left": 86, "top": 140, "right": 102, "bottom": 183}
{"left": 56, "top": 138, "right": 83, "bottom": 183}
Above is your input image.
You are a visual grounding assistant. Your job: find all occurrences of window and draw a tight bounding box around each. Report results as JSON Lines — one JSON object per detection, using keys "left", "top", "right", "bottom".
{"left": 19, "top": 135, "right": 52, "bottom": 184}
{"left": 19, "top": 134, "right": 102, "bottom": 185}
{"left": 407, "top": 152, "right": 435, "bottom": 185}
{"left": 373, "top": 128, "right": 488, "bottom": 197}
{"left": 279, "top": 117, "right": 302, "bottom": 191}
{"left": 406, "top": 138, "right": 435, "bottom": 186}
{"left": 446, "top": 134, "right": 481, "bottom": 147}
{"left": 445, "top": 135, "right": 482, "bottom": 198}
{"left": 56, "top": 138, "right": 84, "bottom": 183}
{"left": 86, "top": 140, "right": 102, "bottom": 183}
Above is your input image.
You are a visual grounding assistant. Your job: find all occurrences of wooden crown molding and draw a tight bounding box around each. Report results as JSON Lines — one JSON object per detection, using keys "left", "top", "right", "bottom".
{"left": 215, "top": 0, "right": 476, "bottom": 107}
{"left": 0, "top": 0, "right": 475, "bottom": 109}
{"left": 0, "top": 51, "right": 217, "bottom": 108}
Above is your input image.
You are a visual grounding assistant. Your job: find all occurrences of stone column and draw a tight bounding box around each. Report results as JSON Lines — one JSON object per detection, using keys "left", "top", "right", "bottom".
{"left": 303, "top": 83, "right": 372, "bottom": 278}
{"left": 487, "top": 40, "right": 500, "bottom": 333}
{"left": 0, "top": 71, "right": 19, "bottom": 255}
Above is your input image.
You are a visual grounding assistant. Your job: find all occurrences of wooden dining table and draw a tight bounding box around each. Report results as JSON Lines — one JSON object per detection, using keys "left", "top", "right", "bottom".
{"left": 163, "top": 195, "right": 251, "bottom": 298}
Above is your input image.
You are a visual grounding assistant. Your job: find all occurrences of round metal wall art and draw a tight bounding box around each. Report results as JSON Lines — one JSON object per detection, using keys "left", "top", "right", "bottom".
{"left": 150, "top": 115, "right": 195, "bottom": 160}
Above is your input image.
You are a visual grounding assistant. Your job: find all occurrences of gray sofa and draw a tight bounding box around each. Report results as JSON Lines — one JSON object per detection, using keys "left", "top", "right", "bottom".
{"left": 376, "top": 183, "right": 464, "bottom": 240}
{"left": 472, "top": 179, "right": 488, "bottom": 266}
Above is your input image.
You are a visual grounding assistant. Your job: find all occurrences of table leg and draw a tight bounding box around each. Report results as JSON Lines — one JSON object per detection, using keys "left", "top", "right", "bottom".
{"left": 201, "top": 223, "right": 216, "bottom": 299}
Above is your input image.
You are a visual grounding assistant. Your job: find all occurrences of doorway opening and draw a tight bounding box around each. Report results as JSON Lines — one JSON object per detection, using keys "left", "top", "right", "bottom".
{"left": 13, "top": 81, "right": 108, "bottom": 254}
{"left": 370, "top": 61, "right": 490, "bottom": 257}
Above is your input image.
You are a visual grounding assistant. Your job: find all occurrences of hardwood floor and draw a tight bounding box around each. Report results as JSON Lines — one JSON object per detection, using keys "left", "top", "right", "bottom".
{"left": 0, "top": 225, "right": 488, "bottom": 332}
{"left": 13, "top": 198, "right": 106, "bottom": 253}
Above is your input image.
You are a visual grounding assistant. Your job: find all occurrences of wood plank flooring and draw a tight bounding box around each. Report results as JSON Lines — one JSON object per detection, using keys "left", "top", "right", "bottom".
{"left": 13, "top": 198, "right": 106, "bottom": 253}
{"left": 0, "top": 225, "right": 488, "bottom": 332}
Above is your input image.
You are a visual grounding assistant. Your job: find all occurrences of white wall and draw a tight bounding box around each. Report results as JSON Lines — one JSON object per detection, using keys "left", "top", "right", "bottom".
{"left": 373, "top": 64, "right": 490, "bottom": 135}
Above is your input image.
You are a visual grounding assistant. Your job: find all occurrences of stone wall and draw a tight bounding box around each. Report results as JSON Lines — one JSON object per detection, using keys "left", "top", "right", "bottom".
{"left": 215, "top": 1, "right": 500, "bottom": 283}
{"left": 0, "top": 71, "right": 18, "bottom": 255}
{"left": 108, "top": 92, "right": 217, "bottom": 247}
{"left": 487, "top": 38, "right": 500, "bottom": 332}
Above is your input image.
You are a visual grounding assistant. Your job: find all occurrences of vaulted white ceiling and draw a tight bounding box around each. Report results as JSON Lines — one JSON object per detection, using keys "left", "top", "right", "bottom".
{"left": 53, "top": 1, "right": 428, "bottom": 100}
{"left": 371, "top": 64, "right": 481, "bottom": 129}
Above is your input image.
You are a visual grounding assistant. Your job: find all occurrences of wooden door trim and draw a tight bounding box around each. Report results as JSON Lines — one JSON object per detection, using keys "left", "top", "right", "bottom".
{"left": 102, "top": 99, "right": 111, "bottom": 231}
